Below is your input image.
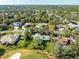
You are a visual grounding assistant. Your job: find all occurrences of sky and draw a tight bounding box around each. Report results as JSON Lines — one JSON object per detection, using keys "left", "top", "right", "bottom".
{"left": 0, "top": 0, "right": 79, "bottom": 5}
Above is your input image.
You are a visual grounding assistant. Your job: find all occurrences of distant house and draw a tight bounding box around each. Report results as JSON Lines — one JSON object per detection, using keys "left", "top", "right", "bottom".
{"left": 70, "top": 12, "right": 77, "bottom": 16}
{"left": 75, "top": 27, "right": 79, "bottom": 31}
{"left": 55, "top": 24, "right": 68, "bottom": 34}
{"left": 0, "top": 34, "right": 20, "bottom": 45}
{"left": 0, "top": 23, "right": 7, "bottom": 30}
{"left": 35, "top": 23, "right": 48, "bottom": 28}
{"left": 33, "top": 33, "right": 50, "bottom": 41}
{"left": 22, "top": 23, "right": 32, "bottom": 30}
{"left": 0, "top": 23, "right": 7, "bottom": 26}
{"left": 68, "top": 21, "right": 79, "bottom": 29}
{"left": 56, "top": 24, "right": 64, "bottom": 31}
{"left": 12, "top": 22, "right": 22, "bottom": 30}
{"left": 53, "top": 36, "right": 76, "bottom": 45}
{"left": 63, "top": 19, "right": 69, "bottom": 24}
{"left": 0, "top": 23, "right": 7, "bottom": 28}
{"left": 67, "top": 36, "right": 76, "bottom": 45}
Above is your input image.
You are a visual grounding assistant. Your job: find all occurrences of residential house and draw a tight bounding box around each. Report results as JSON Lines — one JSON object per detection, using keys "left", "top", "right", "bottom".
{"left": 34, "top": 23, "right": 48, "bottom": 34}
{"left": 56, "top": 24, "right": 65, "bottom": 31}
{"left": 55, "top": 24, "right": 68, "bottom": 35}
{"left": 33, "top": 33, "right": 50, "bottom": 41}
{"left": 68, "top": 21, "right": 79, "bottom": 30}
{"left": 22, "top": 23, "right": 32, "bottom": 30}
{"left": 0, "top": 23, "right": 7, "bottom": 27}
{"left": 35, "top": 23, "right": 48, "bottom": 28}
{"left": 12, "top": 22, "right": 22, "bottom": 30}
{"left": 53, "top": 36, "right": 76, "bottom": 45}
{"left": 0, "top": 34, "right": 20, "bottom": 45}
{"left": 0, "top": 23, "right": 7, "bottom": 30}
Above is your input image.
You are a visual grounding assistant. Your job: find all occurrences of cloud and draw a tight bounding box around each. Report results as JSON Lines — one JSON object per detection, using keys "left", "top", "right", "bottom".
{"left": 0, "top": 0, "right": 78, "bottom": 5}
{"left": 0, "top": 0, "right": 31, "bottom": 5}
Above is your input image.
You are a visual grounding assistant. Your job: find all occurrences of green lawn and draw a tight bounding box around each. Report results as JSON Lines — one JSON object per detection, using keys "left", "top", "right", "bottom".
{"left": 0, "top": 48, "right": 48, "bottom": 59}
{"left": 21, "top": 53, "right": 48, "bottom": 59}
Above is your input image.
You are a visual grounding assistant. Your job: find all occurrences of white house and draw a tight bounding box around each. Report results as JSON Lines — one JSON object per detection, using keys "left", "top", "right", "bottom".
{"left": 33, "top": 33, "right": 50, "bottom": 41}
{"left": 68, "top": 21, "right": 79, "bottom": 29}
{"left": 22, "top": 23, "right": 32, "bottom": 30}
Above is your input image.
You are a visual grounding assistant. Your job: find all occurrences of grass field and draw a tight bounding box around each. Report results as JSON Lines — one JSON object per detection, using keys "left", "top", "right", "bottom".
{"left": 21, "top": 52, "right": 48, "bottom": 59}
{"left": 0, "top": 48, "right": 48, "bottom": 59}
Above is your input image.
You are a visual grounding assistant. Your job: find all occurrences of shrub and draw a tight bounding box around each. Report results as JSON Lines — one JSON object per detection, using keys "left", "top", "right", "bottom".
{"left": 56, "top": 44, "right": 79, "bottom": 59}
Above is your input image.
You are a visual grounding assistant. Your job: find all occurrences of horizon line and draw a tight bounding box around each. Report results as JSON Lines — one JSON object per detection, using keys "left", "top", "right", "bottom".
{"left": 0, "top": 4, "right": 79, "bottom": 5}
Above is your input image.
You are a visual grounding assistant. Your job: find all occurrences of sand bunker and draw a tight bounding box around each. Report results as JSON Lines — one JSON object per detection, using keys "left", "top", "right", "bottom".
{"left": 9, "top": 52, "right": 21, "bottom": 59}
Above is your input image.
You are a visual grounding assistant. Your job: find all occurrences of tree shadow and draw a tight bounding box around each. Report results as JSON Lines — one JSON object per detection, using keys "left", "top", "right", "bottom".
{"left": 0, "top": 48, "right": 5, "bottom": 56}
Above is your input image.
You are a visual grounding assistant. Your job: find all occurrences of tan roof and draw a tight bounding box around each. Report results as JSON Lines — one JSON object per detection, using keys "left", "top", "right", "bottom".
{"left": 53, "top": 37, "right": 70, "bottom": 45}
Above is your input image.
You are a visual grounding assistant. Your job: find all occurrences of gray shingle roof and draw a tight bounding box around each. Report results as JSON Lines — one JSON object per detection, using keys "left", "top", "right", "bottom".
{"left": 12, "top": 22, "right": 22, "bottom": 27}
{"left": 23, "top": 23, "right": 32, "bottom": 27}
{"left": 0, "top": 34, "right": 20, "bottom": 44}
